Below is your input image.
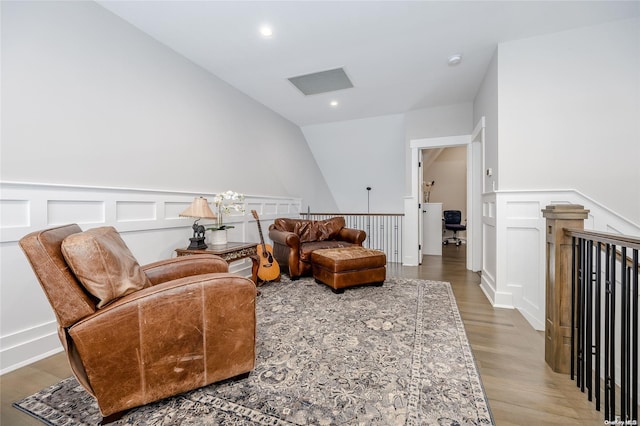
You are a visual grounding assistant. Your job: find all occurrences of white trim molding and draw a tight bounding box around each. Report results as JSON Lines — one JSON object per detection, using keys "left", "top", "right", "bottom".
{"left": 481, "top": 188, "right": 640, "bottom": 331}
{"left": 0, "top": 181, "right": 301, "bottom": 374}
{"left": 406, "top": 134, "right": 481, "bottom": 269}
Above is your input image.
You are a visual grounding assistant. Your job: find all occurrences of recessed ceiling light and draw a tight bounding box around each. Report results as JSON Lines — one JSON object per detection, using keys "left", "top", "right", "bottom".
{"left": 330, "top": 100, "right": 339, "bottom": 107}
{"left": 448, "top": 54, "right": 462, "bottom": 66}
{"left": 259, "top": 26, "right": 273, "bottom": 38}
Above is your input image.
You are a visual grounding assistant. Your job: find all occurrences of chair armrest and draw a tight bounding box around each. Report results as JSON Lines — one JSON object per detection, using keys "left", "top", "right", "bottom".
{"left": 268, "top": 228, "right": 300, "bottom": 251}
{"left": 142, "top": 254, "right": 228, "bottom": 285}
{"left": 68, "top": 272, "right": 256, "bottom": 416}
{"left": 338, "top": 227, "right": 366, "bottom": 245}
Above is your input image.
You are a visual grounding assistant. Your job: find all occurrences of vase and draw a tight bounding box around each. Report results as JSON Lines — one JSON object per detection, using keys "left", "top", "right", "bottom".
{"left": 210, "top": 229, "right": 227, "bottom": 246}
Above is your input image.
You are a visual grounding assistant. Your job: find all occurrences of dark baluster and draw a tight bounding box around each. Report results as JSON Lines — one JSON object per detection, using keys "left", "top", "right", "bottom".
{"left": 594, "top": 242, "right": 602, "bottom": 411}
{"left": 586, "top": 240, "right": 593, "bottom": 401}
{"left": 580, "top": 238, "right": 587, "bottom": 391}
{"left": 604, "top": 244, "right": 611, "bottom": 419}
{"left": 633, "top": 249, "right": 638, "bottom": 422}
{"left": 570, "top": 237, "right": 580, "bottom": 382}
{"left": 608, "top": 244, "right": 617, "bottom": 421}
{"left": 567, "top": 234, "right": 638, "bottom": 422}
{"left": 621, "top": 246, "right": 628, "bottom": 421}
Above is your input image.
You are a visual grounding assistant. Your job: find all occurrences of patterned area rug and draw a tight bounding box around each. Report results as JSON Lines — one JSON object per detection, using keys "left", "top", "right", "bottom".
{"left": 14, "top": 276, "right": 493, "bottom": 425}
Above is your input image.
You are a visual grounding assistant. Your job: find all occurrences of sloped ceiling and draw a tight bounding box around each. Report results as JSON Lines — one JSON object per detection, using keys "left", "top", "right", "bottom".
{"left": 98, "top": 1, "right": 639, "bottom": 126}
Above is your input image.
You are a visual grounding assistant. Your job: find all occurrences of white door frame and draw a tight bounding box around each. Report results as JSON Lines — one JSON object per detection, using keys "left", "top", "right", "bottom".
{"left": 470, "top": 117, "right": 485, "bottom": 271}
{"left": 403, "top": 117, "right": 485, "bottom": 270}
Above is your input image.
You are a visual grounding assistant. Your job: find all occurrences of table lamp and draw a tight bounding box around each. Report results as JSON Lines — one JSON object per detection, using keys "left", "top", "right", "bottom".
{"left": 179, "top": 197, "right": 217, "bottom": 249}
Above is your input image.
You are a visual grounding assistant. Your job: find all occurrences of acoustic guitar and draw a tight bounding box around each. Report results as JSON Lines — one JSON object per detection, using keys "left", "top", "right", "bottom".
{"left": 251, "top": 210, "right": 280, "bottom": 283}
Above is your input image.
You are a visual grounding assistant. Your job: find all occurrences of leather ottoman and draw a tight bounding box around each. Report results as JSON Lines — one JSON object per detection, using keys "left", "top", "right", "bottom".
{"left": 311, "top": 247, "right": 386, "bottom": 293}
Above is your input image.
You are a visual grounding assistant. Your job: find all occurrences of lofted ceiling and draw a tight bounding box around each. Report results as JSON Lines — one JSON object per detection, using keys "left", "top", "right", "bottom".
{"left": 97, "top": 1, "right": 639, "bottom": 127}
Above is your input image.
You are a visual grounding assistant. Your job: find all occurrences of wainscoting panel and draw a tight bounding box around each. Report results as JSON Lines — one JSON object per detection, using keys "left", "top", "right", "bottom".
{"left": 116, "top": 201, "right": 157, "bottom": 222}
{"left": 484, "top": 189, "right": 639, "bottom": 331}
{"left": 0, "top": 181, "right": 301, "bottom": 374}
{"left": 506, "top": 227, "right": 544, "bottom": 330}
{"left": 263, "top": 202, "right": 279, "bottom": 215}
{"left": 1, "top": 199, "right": 30, "bottom": 227}
{"left": 165, "top": 201, "right": 191, "bottom": 219}
{"left": 505, "top": 200, "right": 540, "bottom": 220}
{"left": 48, "top": 200, "right": 106, "bottom": 226}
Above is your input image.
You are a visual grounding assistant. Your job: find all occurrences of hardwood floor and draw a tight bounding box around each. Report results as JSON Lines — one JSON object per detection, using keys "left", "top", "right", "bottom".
{"left": 1, "top": 245, "right": 604, "bottom": 425}
{"left": 390, "top": 245, "right": 603, "bottom": 425}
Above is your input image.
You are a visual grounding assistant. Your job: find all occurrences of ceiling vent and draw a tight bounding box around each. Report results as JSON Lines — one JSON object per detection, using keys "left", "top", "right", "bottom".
{"left": 288, "top": 67, "right": 353, "bottom": 96}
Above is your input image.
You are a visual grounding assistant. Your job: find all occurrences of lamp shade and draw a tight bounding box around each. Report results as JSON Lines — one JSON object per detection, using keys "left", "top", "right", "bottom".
{"left": 179, "top": 197, "right": 217, "bottom": 219}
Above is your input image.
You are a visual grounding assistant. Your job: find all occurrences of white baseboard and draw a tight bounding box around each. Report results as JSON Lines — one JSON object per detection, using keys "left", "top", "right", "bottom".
{"left": 1, "top": 324, "right": 62, "bottom": 375}
{"left": 481, "top": 188, "right": 640, "bottom": 332}
{"left": 479, "top": 274, "right": 496, "bottom": 305}
{"left": 1, "top": 181, "right": 301, "bottom": 373}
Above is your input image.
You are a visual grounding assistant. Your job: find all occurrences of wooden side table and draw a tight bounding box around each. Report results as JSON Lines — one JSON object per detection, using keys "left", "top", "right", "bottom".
{"left": 175, "top": 242, "right": 260, "bottom": 285}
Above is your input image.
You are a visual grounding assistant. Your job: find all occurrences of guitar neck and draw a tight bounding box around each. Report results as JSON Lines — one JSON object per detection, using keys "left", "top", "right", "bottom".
{"left": 256, "top": 220, "right": 266, "bottom": 246}
{"left": 251, "top": 210, "right": 267, "bottom": 247}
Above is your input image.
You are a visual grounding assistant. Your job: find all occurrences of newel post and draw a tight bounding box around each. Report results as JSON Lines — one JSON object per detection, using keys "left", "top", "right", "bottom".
{"left": 542, "top": 204, "right": 589, "bottom": 373}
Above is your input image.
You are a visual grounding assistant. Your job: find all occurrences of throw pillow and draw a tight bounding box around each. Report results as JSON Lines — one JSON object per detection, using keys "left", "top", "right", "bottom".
{"left": 61, "top": 226, "right": 151, "bottom": 308}
{"left": 310, "top": 217, "right": 346, "bottom": 241}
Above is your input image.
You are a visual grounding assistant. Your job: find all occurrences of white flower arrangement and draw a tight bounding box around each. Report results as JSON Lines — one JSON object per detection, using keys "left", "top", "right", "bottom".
{"left": 207, "top": 190, "right": 245, "bottom": 231}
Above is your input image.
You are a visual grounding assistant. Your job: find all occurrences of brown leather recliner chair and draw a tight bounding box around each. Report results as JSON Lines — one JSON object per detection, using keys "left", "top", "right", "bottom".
{"left": 19, "top": 224, "right": 256, "bottom": 420}
{"left": 268, "top": 216, "right": 366, "bottom": 279}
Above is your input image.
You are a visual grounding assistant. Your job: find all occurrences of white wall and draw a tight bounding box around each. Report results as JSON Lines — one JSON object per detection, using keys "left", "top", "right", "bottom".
{"left": 302, "top": 114, "right": 405, "bottom": 213}
{"left": 404, "top": 102, "right": 474, "bottom": 142}
{"left": 404, "top": 103, "right": 474, "bottom": 193}
{"left": 0, "top": 1, "right": 337, "bottom": 211}
{"left": 0, "top": 0, "right": 338, "bottom": 373}
{"left": 474, "top": 17, "right": 640, "bottom": 332}
{"left": 498, "top": 17, "right": 640, "bottom": 224}
{"left": 473, "top": 49, "right": 498, "bottom": 194}
{"left": 302, "top": 104, "right": 473, "bottom": 216}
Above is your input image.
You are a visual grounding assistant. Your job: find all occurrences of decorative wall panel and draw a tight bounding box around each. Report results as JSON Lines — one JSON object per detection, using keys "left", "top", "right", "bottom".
{"left": 483, "top": 189, "right": 640, "bottom": 332}
{"left": 506, "top": 201, "right": 540, "bottom": 219}
{"left": 116, "top": 201, "right": 156, "bottom": 222}
{"left": 47, "top": 200, "right": 105, "bottom": 226}
{"left": 0, "top": 200, "right": 30, "bottom": 227}
{"left": 164, "top": 201, "right": 192, "bottom": 219}
{"left": 0, "top": 181, "right": 301, "bottom": 374}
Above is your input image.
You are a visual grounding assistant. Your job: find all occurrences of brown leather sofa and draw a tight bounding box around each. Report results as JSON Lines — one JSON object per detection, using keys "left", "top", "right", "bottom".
{"left": 19, "top": 224, "right": 256, "bottom": 420}
{"left": 268, "top": 217, "right": 366, "bottom": 279}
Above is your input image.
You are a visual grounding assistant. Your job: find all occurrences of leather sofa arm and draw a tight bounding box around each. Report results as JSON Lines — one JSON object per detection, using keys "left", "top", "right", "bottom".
{"left": 142, "top": 254, "right": 229, "bottom": 285}
{"left": 268, "top": 228, "right": 300, "bottom": 251}
{"left": 338, "top": 227, "right": 366, "bottom": 245}
{"left": 68, "top": 272, "right": 256, "bottom": 416}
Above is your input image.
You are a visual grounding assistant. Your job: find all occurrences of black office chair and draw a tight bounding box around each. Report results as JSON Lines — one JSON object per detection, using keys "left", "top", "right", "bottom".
{"left": 442, "top": 210, "right": 466, "bottom": 246}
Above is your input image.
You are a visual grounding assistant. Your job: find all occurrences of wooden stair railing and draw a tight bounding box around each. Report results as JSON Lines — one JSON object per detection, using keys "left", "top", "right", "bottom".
{"left": 544, "top": 203, "right": 640, "bottom": 423}
{"left": 566, "top": 228, "right": 640, "bottom": 423}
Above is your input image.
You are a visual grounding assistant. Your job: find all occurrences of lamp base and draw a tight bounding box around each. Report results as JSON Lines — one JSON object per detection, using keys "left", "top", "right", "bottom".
{"left": 187, "top": 236, "right": 208, "bottom": 250}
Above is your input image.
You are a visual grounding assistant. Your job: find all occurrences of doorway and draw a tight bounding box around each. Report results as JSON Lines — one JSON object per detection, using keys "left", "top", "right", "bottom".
{"left": 404, "top": 117, "right": 484, "bottom": 271}
{"left": 421, "top": 146, "right": 467, "bottom": 257}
